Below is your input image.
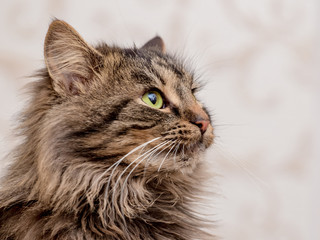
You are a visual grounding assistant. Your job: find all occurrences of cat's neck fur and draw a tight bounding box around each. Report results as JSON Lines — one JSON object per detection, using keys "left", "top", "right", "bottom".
{"left": 0, "top": 20, "right": 215, "bottom": 240}
{"left": 0, "top": 73, "right": 213, "bottom": 239}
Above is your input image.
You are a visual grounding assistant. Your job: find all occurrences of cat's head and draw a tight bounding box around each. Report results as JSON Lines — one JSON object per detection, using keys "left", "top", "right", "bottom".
{"left": 42, "top": 20, "right": 214, "bottom": 176}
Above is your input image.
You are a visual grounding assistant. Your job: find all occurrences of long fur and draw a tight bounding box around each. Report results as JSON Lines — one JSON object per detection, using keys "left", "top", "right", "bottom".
{"left": 0, "top": 20, "right": 216, "bottom": 240}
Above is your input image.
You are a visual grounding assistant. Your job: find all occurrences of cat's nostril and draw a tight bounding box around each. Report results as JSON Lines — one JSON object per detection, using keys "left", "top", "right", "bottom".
{"left": 193, "top": 119, "right": 209, "bottom": 134}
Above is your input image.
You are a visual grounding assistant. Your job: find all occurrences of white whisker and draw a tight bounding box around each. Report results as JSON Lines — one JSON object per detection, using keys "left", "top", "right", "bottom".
{"left": 119, "top": 140, "right": 173, "bottom": 206}
{"left": 121, "top": 140, "right": 171, "bottom": 188}
{"left": 143, "top": 139, "right": 174, "bottom": 169}
{"left": 103, "top": 137, "right": 160, "bottom": 200}
{"left": 173, "top": 140, "right": 182, "bottom": 164}
{"left": 182, "top": 144, "right": 185, "bottom": 158}
{"left": 100, "top": 137, "right": 161, "bottom": 223}
{"left": 142, "top": 140, "right": 172, "bottom": 177}
{"left": 111, "top": 140, "right": 171, "bottom": 218}
{"left": 158, "top": 141, "right": 177, "bottom": 172}
{"left": 214, "top": 141, "right": 269, "bottom": 191}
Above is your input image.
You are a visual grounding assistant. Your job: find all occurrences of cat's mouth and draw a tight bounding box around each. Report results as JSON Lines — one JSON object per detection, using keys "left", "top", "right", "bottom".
{"left": 156, "top": 140, "right": 205, "bottom": 165}
{"left": 153, "top": 123, "right": 214, "bottom": 167}
{"left": 121, "top": 124, "right": 214, "bottom": 172}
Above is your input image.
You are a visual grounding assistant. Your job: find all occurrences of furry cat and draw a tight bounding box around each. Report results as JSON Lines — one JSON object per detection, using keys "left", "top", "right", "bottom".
{"left": 0, "top": 20, "right": 215, "bottom": 240}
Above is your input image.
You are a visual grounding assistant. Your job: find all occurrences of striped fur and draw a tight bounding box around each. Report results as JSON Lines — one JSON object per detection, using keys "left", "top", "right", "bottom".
{"left": 0, "top": 20, "right": 215, "bottom": 240}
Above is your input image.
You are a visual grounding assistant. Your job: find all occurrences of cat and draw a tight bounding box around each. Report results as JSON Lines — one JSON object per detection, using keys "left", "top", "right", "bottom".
{"left": 0, "top": 20, "right": 215, "bottom": 240}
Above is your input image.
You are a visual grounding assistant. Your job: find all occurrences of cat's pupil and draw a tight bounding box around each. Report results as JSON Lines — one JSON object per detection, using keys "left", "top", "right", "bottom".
{"left": 148, "top": 93, "right": 157, "bottom": 104}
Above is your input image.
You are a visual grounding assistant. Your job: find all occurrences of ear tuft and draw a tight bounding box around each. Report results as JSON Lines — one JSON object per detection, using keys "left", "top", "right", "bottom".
{"left": 141, "top": 36, "right": 165, "bottom": 53}
{"left": 44, "top": 20, "right": 103, "bottom": 96}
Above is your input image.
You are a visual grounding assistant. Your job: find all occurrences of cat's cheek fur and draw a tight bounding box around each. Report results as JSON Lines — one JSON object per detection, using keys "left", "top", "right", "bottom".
{"left": 203, "top": 124, "right": 215, "bottom": 148}
{"left": 0, "top": 20, "right": 216, "bottom": 240}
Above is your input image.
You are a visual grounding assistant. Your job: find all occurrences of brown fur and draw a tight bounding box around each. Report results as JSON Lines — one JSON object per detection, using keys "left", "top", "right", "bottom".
{"left": 0, "top": 20, "right": 215, "bottom": 240}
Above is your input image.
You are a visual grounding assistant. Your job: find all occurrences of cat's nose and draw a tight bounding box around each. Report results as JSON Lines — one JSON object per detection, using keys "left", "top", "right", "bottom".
{"left": 192, "top": 118, "right": 210, "bottom": 134}
{"left": 187, "top": 102, "right": 210, "bottom": 134}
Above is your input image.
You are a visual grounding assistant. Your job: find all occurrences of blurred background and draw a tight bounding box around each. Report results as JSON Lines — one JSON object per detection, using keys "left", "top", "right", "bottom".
{"left": 0, "top": 0, "right": 318, "bottom": 239}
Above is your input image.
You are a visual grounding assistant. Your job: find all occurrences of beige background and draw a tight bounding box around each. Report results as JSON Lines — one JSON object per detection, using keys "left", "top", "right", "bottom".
{"left": 0, "top": 0, "right": 319, "bottom": 239}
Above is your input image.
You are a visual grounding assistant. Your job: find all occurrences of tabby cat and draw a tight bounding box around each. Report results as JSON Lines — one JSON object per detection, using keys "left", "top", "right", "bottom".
{"left": 0, "top": 20, "right": 215, "bottom": 240}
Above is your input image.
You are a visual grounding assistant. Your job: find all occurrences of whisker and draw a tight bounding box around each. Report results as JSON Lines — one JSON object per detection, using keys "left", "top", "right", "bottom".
{"left": 173, "top": 140, "right": 182, "bottom": 164}
{"left": 213, "top": 141, "right": 269, "bottom": 191}
{"left": 122, "top": 140, "right": 171, "bottom": 187}
{"left": 100, "top": 137, "right": 161, "bottom": 220}
{"left": 142, "top": 140, "right": 172, "bottom": 177}
{"left": 103, "top": 137, "right": 161, "bottom": 198}
{"left": 144, "top": 139, "right": 175, "bottom": 169}
{"left": 119, "top": 140, "right": 173, "bottom": 207}
{"left": 111, "top": 140, "right": 171, "bottom": 219}
{"left": 157, "top": 141, "right": 177, "bottom": 172}
{"left": 137, "top": 139, "right": 150, "bottom": 156}
{"left": 213, "top": 123, "right": 246, "bottom": 128}
{"left": 182, "top": 144, "right": 185, "bottom": 158}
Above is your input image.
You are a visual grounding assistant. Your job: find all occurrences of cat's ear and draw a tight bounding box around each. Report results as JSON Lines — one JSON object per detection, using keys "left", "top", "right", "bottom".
{"left": 141, "top": 36, "right": 165, "bottom": 53}
{"left": 44, "top": 20, "right": 103, "bottom": 96}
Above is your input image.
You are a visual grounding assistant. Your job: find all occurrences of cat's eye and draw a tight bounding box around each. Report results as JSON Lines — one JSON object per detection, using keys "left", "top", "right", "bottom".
{"left": 142, "top": 90, "right": 164, "bottom": 109}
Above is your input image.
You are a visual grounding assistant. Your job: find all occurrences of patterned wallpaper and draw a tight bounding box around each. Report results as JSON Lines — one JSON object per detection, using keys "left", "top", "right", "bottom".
{"left": 0, "top": 0, "right": 318, "bottom": 239}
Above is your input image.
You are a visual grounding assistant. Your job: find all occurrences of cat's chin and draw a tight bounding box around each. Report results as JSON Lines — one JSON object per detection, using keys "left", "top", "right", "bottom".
{"left": 160, "top": 144, "right": 205, "bottom": 173}
{"left": 174, "top": 156, "right": 202, "bottom": 175}
{"left": 179, "top": 150, "right": 204, "bottom": 169}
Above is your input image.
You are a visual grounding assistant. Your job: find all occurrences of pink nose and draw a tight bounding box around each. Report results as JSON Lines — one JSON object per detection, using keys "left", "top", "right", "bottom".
{"left": 194, "top": 119, "right": 210, "bottom": 134}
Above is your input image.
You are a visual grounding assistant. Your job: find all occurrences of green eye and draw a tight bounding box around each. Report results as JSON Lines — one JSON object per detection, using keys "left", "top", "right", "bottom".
{"left": 142, "top": 91, "right": 164, "bottom": 109}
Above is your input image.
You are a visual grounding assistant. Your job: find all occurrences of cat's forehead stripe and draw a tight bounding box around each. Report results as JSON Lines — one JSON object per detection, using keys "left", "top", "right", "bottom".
{"left": 155, "top": 60, "right": 184, "bottom": 79}
{"left": 151, "top": 61, "right": 187, "bottom": 86}
{"left": 149, "top": 67, "right": 166, "bottom": 85}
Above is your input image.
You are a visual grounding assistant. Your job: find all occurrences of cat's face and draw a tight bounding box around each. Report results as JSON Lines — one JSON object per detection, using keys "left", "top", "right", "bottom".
{"left": 43, "top": 20, "right": 214, "bottom": 175}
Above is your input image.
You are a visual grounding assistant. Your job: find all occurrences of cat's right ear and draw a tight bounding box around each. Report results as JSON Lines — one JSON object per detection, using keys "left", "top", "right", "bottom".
{"left": 44, "top": 20, "right": 103, "bottom": 96}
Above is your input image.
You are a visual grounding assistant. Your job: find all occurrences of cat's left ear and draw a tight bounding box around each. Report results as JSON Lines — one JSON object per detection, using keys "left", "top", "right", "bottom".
{"left": 141, "top": 36, "right": 165, "bottom": 53}
{"left": 44, "top": 20, "right": 104, "bottom": 96}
